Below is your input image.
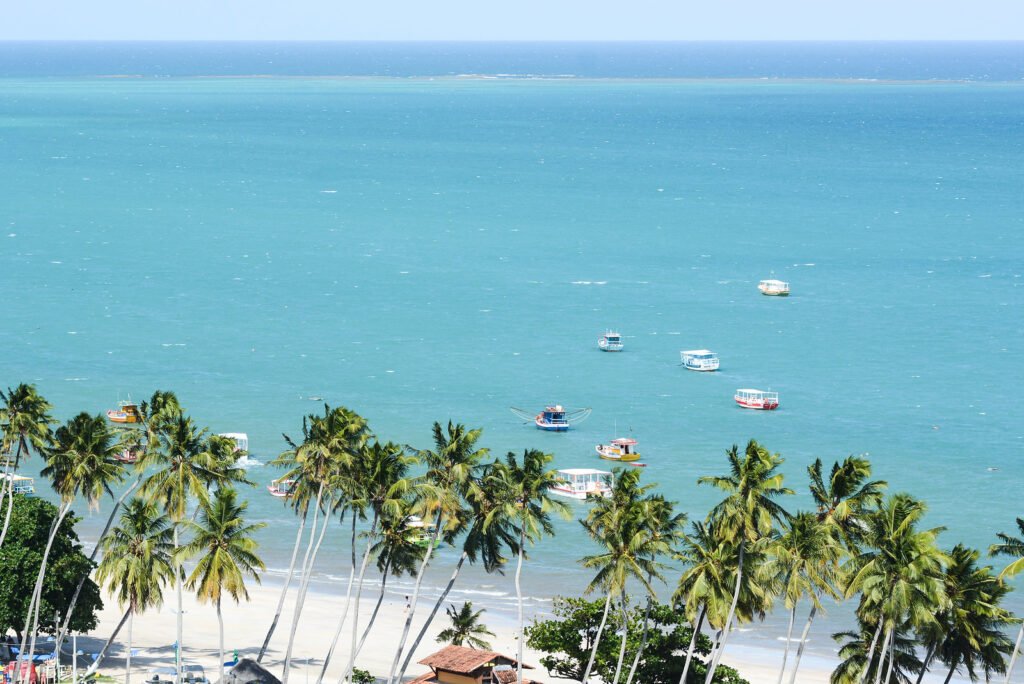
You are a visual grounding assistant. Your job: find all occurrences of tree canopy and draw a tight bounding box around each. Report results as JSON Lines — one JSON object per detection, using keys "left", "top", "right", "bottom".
{"left": 0, "top": 495, "right": 102, "bottom": 639}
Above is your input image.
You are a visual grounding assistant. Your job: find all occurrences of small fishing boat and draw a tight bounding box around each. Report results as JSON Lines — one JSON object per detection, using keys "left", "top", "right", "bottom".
{"left": 106, "top": 401, "right": 141, "bottom": 424}
{"left": 734, "top": 388, "right": 779, "bottom": 410}
{"left": 598, "top": 331, "right": 624, "bottom": 352}
{"left": 681, "top": 349, "right": 720, "bottom": 372}
{"left": 217, "top": 433, "right": 249, "bottom": 453}
{"left": 758, "top": 279, "right": 790, "bottom": 296}
{"left": 596, "top": 437, "right": 642, "bottom": 463}
{"left": 510, "top": 405, "right": 592, "bottom": 432}
{"left": 1, "top": 474, "right": 35, "bottom": 495}
{"left": 114, "top": 445, "right": 142, "bottom": 464}
{"left": 267, "top": 478, "right": 296, "bottom": 498}
{"left": 550, "top": 469, "right": 613, "bottom": 500}
{"left": 405, "top": 515, "right": 442, "bottom": 548}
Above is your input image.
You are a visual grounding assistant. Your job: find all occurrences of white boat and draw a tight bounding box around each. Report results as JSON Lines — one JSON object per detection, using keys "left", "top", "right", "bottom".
{"left": 734, "top": 388, "right": 779, "bottom": 410}
{"left": 1, "top": 474, "right": 35, "bottom": 495}
{"left": 681, "top": 349, "right": 720, "bottom": 372}
{"left": 218, "top": 433, "right": 249, "bottom": 452}
{"left": 758, "top": 279, "right": 790, "bottom": 296}
{"left": 267, "top": 478, "right": 296, "bottom": 498}
{"left": 550, "top": 469, "right": 612, "bottom": 500}
{"left": 598, "top": 331, "right": 624, "bottom": 352}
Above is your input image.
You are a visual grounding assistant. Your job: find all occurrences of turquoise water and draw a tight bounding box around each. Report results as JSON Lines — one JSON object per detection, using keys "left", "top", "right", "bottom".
{"left": 2, "top": 55, "right": 1023, "bottom": 661}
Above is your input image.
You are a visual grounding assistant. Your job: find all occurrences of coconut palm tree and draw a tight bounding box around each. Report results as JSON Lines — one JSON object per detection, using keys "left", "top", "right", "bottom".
{"left": 674, "top": 520, "right": 739, "bottom": 684}
{"left": 485, "top": 449, "right": 570, "bottom": 684}
{"left": 762, "top": 511, "right": 843, "bottom": 684}
{"left": 140, "top": 411, "right": 251, "bottom": 682}
{"left": 832, "top": 619, "right": 923, "bottom": 684}
{"left": 17, "top": 412, "right": 126, "bottom": 681}
{"left": 844, "top": 494, "right": 946, "bottom": 684}
{"left": 808, "top": 456, "right": 886, "bottom": 551}
{"left": 436, "top": 601, "right": 496, "bottom": 649}
{"left": 698, "top": 440, "right": 793, "bottom": 684}
{"left": 178, "top": 486, "right": 266, "bottom": 681}
{"left": 275, "top": 405, "right": 368, "bottom": 684}
{"left": 575, "top": 468, "right": 655, "bottom": 684}
{"left": 0, "top": 384, "right": 54, "bottom": 549}
{"left": 990, "top": 517, "right": 1024, "bottom": 683}
{"left": 86, "top": 498, "right": 175, "bottom": 684}
{"left": 387, "top": 421, "right": 489, "bottom": 684}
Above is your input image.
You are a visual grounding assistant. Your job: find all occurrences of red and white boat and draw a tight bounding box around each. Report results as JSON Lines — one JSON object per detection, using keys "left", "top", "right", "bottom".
{"left": 267, "top": 478, "right": 296, "bottom": 498}
{"left": 734, "top": 388, "right": 779, "bottom": 410}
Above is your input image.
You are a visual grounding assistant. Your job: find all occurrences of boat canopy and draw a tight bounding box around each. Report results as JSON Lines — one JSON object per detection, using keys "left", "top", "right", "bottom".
{"left": 682, "top": 349, "right": 716, "bottom": 357}
{"left": 610, "top": 438, "right": 637, "bottom": 446}
{"left": 737, "top": 389, "right": 778, "bottom": 398}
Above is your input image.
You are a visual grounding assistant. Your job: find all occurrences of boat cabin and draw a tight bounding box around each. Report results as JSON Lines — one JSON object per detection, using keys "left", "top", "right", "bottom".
{"left": 410, "top": 645, "right": 538, "bottom": 684}
{"left": 680, "top": 349, "right": 720, "bottom": 371}
{"left": 267, "top": 479, "right": 296, "bottom": 498}
{"left": 596, "top": 437, "right": 641, "bottom": 462}
{"left": 551, "top": 469, "right": 612, "bottom": 500}
{"left": 106, "top": 402, "right": 141, "bottom": 424}
{"left": 217, "top": 433, "right": 249, "bottom": 452}
{"left": 2, "top": 474, "right": 35, "bottom": 495}
{"left": 598, "top": 331, "right": 624, "bottom": 352}
{"left": 734, "top": 388, "right": 780, "bottom": 410}
{"left": 758, "top": 279, "right": 790, "bottom": 296}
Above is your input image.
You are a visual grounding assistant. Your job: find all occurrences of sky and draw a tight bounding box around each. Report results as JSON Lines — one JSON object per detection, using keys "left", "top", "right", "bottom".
{"left": 2, "top": 0, "right": 1023, "bottom": 41}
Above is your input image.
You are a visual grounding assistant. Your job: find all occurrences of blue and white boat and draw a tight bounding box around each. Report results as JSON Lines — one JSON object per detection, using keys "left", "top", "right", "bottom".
{"left": 511, "top": 405, "right": 592, "bottom": 431}
{"left": 681, "top": 349, "right": 720, "bottom": 372}
{"left": 598, "top": 331, "right": 624, "bottom": 352}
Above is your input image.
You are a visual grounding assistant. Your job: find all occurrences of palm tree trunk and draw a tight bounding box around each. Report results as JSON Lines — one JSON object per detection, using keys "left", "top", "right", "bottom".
{"left": 873, "top": 625, "right": 893, "bottom": 684}
{"left": 386, "top": 517, "right": 443, "bottom": 684}
{"left": 914, "top": 644, "right": 935, "bottom": 684}
{"left": 0, "top": 442, "right": 24, "bottom": 550}
{"left": 678, "top": 605, "right": 706, "bottom": 684}
{"left": 56, "top": 475, "right": 143, "bottom": 657}
{"left": 19, "top": 501, "right": 72, "bottom": 683}
{"left": 776, "top": 605, "right": 797, "bottom": 684}
{"left": 787, "top": 604, "right": 816, "bottom": 684}
{"left": 175, "top": 523, "right": 184, "bottom": 684}
{"left": 320, "top": 514, "right": 369, "bottom": 684}
{"left": 884, "top": 627, "right": 898, "bottom": 684}
{"left": 704, "top": 543, "right": 745, "bottom": 684}
{"left": 624, "top": 595, "right": 654, "bottom": 684}
{"left": 218, "top": 597, "right": 225, "bottom": 684}
{"left": 858, "top": 620, "right": 885, "bottom": 684}
{"left": 82, "top": 607, "right": 132, "bottom": 678}
{"left": 282, "top": 486, "right": 329, "bottom": 684}
{"left": 703, "top": 630, "right": 723, "bottom": 684}
{"left": 515, "top": 528, "right": 526, "bottom": 684}
{"left": 126, "top": 607, "right": 135, "bottom": 684}
{"left": 395, "top": 551, "right": 469, "bottom": 683}
{"left": 258, "top": 510, "right": 308, "bottom": 663}
{"left": 345, "top": 560, "right": 392, "bottom": 681}
{"left": 582, "top": 592, "right": 614, "bottom": 684}
{"left": 611, "top": 595, "right": 630, "bottom": 684}
{"left": 942, "top": 660, "right": 958, "bottom": 684}
{"left": 1005, "top": 623, "right": 1024, "bottom": 684}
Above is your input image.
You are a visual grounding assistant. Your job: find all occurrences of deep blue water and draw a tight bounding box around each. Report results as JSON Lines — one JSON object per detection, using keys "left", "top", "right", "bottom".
{"left": 1, "top": 43, "right": 1023, "bottom": 668}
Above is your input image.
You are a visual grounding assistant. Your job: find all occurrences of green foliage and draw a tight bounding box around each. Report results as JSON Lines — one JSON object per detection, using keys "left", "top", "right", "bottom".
{"left": 0, "top": 495, "right": 102, "bottom": 637}
{"left": 436, "top": 601, "right": 495, "bottom": 650}
{"left": 524, "top": 596, "right": 748, "bottom": 684}
{"left": 349, "top": 669, "right": 373, "bottom": 684}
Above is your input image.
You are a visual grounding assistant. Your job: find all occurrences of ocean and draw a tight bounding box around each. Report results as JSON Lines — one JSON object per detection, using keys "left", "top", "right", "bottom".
{"left": 1, "top": 41, "right": 1023, "bottom": 665}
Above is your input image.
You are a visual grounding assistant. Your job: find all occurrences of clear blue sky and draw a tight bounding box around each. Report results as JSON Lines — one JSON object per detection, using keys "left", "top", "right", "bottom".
{"left": 2, "top": 0, "right": 1022, "bottom": 40}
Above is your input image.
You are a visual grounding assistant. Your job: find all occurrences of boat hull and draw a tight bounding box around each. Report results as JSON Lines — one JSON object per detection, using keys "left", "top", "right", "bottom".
{"left": 536, "top": 419, "right": 569, "bottom": 431}
{"left": 596, "top": 446, "right": 641, "bottom": 462}
{"left": 549, "top": 486, "right": 611, "bottom": 500}
{"left": 735, "top": 398, "right": 779, "bottom": 410}
{"left": 683, "top": 362, "right": 719, "bottom": 372}
{"left": 106, "top": 410, "right": 139, "bottom": 424}
{"left": 598, "top": 342, "right": 624, "bottom": 352}
{"left": 760, "top": 291, "right": 789, "bottom": 296}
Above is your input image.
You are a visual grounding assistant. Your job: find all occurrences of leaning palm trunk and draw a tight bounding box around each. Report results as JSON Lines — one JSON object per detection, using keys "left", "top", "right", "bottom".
{"left": 704, "top": 544, "right": 745, "bottom": 684}
{"left": 776, "top": 605, "right": 797, "bottom": 684}
{"left": 127, "top": 608, "right": 135, "bottom": 684}
{"left": 515, "top": 529, "right": 527, "bottom": 684}
{"left": 217, "top": 597, "right": 225, "bottom": 684}
{"left": 174, "top": 524, "right": 184, "bottom": 683}
{"left": 320, "top": 515, "right": 367, "bottom": 684}
{"left": 82, "top": 607, "right": 132, "bottom": 678}
{"left": 884, "top": 627, "right": 897, "bottom": 684}
{"left": 396, "top": 551, "right": 470, "bottom": 682}
{"left": 624, "top": 596, "right": 654, "bottom": 684}
{"left": 386, "top": 520, "right": 443, "bottom": 684}
{"left": 611, "top": 597, "right": 630, "bottom": 684}
{"left": 56, "top": 476, "right": 143, "bottom": 657}
{"left": 914, "top": 646, "right": 935, "bottom": 684}
{"left": 345, "top": 560, "right": 393, "bottom": 681}
{"left": 1005, "top": 623, "right": 1024, "bottom": 684}
{"left": 582, "top": 593, "right": 614, "bottom": 683}
{"left": 282, "top": 486, "right": 330, "bottom": 684}
{"left": 0, "top": 443, "right": 23, "bottom": 550}
{"left": 18, "top": 501, "right": 72, "bottom": 683}
{"left": 873, "top": 625, "right": 893, "bottom": 684}
{"left": 678, "top": 605, "right": 707, "bottom": 684}
{"left": 857, "top": 619, "right": 885, "bottom": 684}
{"left": 258, "top": 511, "right": 308, "bottom": 662}
{"left": 787, "top": 604, "right": 816, "bottom": 684}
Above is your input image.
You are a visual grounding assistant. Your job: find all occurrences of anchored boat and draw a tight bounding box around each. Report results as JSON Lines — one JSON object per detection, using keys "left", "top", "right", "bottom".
{"left": 550, "top": 469, "right": 613, "bottom": 500}
{"left": 598, "top": 331, "right": 624, "bottom": 352}
{"left": 405, "top": 515, "right": 442, "bottom": 548}
{"left": 217, "top": 433, "right": 249, "bottom": 452}
{"left": 681, "top": 349, "right": 720, "bottom": 372}
{"left": 267, "top": 478, "right": 296, "bottom": 498}
{"left": 114, "top": 445, "right": 142, "bottom": 464}
{"left": 511, "top": 405, "right": 592, "bottom": 432}
{"left": 1, "top": 474, "right": 35, "bottom": 495}
{"left": 734, "top": 388, "right": 779, "bottom": 410}
{"left": 758, "top": 279, "right": 790, "bottom": 296}
{"left": 596, "top": 437, "right": 643, "bottom": 464}
{"left": 106, "top": 401, "right": 141, "bottom": 424}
